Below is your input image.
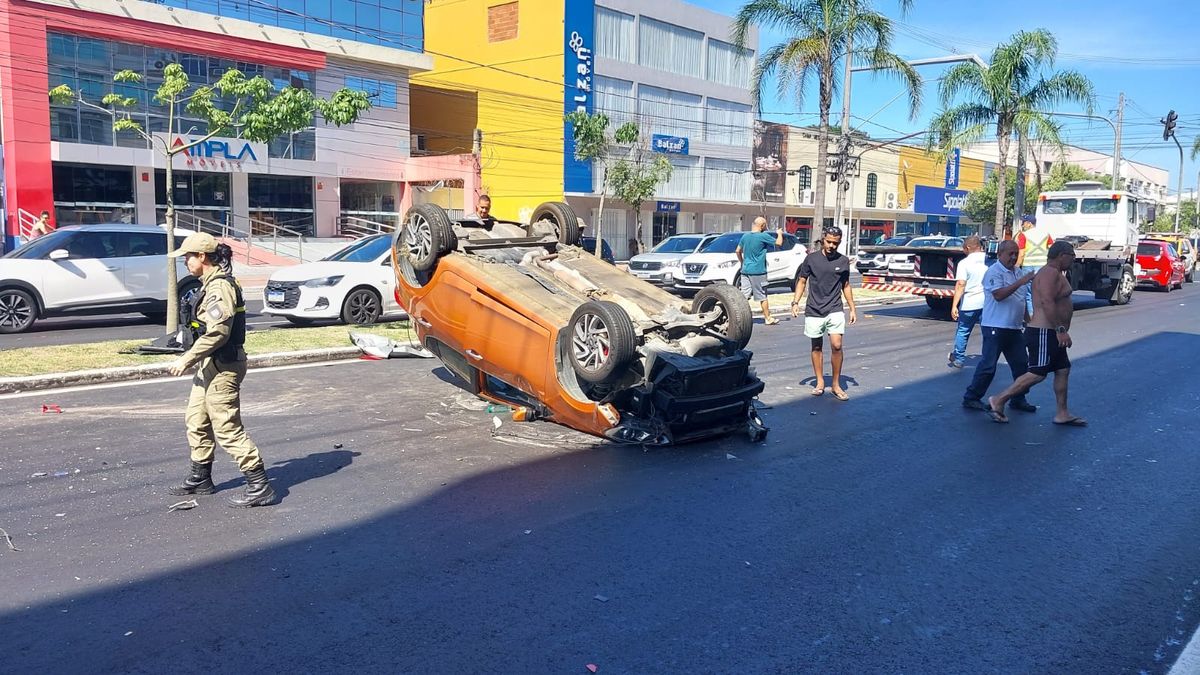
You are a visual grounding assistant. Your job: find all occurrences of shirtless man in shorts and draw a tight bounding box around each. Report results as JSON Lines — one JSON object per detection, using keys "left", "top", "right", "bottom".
{"left": 988, "top": 241, "right": 1087, "bottom": 426}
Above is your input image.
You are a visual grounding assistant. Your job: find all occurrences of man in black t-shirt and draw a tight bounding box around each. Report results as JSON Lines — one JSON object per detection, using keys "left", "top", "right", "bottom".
{"left": 791, "top": 226, "right": 857, "bottom": 400}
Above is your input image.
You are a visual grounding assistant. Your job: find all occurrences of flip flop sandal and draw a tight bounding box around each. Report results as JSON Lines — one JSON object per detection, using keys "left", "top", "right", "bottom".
{"left": 1053, "top": 417, "right": 1088, "bottom": 427}
{"left": 987, "top": 408, "right": 1009, "bottom": 423}
{"left": 832, "top": 390, "right": 850, "bottom": 401}
{"left": 764, "top": 318, "right": 780, "bottom": 325}
{"left": 810, "top": 388, "right": 824, "bottom": 397}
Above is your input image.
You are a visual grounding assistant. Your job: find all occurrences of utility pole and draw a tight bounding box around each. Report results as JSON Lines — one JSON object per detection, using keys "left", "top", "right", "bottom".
{"left": 833, "top": 0, "right": 856, "bottom": 233}
{"left": 1112, "top": 93, "right": 1124, "bottom": 189}
{"left": 1013, "top": 133, "right": 1027, "bottom": 228}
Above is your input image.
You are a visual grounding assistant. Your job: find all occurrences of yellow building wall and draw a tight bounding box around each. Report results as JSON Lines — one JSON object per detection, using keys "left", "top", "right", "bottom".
{"left": 417, "top": 0, "right": 566, "bottom": 220}
{"left": 897, "top": 146, "right": 986, "bottom": 211}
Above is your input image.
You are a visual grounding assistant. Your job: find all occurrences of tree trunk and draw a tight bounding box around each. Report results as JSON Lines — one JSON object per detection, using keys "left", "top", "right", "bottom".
{"left": 164, "top": 150, "right": 180, "bottom": 334}
{"left": 595, "top": 165, "right": 607, "bottom": 259}
{"left": 812, "top": 63, "right": 833, "bottom": 235}
{"left": 993, "top": 128, "right": 1011, "bottom": 238}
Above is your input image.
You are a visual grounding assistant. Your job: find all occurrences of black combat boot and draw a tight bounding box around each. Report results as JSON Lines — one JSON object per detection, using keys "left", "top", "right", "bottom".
{"left": 169, "top": 460, "right": 215, "bottom": 495}
{"left": 226, "top": 464, "right": 276, "bottom": 508}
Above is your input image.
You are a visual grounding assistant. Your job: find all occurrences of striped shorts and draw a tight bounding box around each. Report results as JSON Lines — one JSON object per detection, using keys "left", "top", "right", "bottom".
{"left": 1025, "top": 327, "right": 1071, "bottom": 376}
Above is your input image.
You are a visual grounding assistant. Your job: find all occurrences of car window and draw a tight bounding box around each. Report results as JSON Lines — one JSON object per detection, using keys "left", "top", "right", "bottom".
{"left": 651, "top": 236, "right": 702, "bottom": 254}
{"left": 1167, "top": 244, "right": 1179, "bottom": 258}
{"left": 1081, "top": 198, "right": 1118, "bottom": 214}
{"left": 483, "top": 374, "right": 540, "bottom": 409}
{"left": 1042, "top": 198, "right": 1078, "bottom": 214}
{"left": 119, "top": 232, "right": 168, "bottom": 257}
{"left": 66, "top": 232, "right": 122, "bottom": 259}
{"left": 326, "top": 235, "right": 390, "bottom": 263}
{"left": 1137, "top": 243, "right": 1162, "bottom": 256}
{"left": 702, "top": 233, "right": 743, "bottom": 254}
{"left": 780, "top": 234, "right": 797, "bottom": 251}
{"left": 908, "top": 238, "right": 942, "bottom": 247}
{"left": 4, "top": 229, "right": 76, "bottom": 259}
{"left": 946, "top": 238, "right": 964, "bottom": 248}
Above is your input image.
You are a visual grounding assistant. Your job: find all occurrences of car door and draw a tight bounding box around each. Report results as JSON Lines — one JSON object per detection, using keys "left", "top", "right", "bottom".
{"left": 118, "top": 231, "right": 187, "bottom": 301}
{"left": 38, "top": 231, "right": 129, "bottom": 310}
{"left": 765, "top": 234, "right": 798, "bottom": 282}
{"left": 376, "top": 252, "right": 402, "bottom": 313}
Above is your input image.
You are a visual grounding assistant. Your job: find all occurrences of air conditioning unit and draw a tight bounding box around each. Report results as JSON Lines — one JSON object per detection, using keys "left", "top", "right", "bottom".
{"left": 798, "top": 189, "right": 816, "bottom": 206}
{"left": 410, "top": 134, "right": 427, "bottom": 153}
{"left": 886, "top": 192, "right": 896, "bottom": 209}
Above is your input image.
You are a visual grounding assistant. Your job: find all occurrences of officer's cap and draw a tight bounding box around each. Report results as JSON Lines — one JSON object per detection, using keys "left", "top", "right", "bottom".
{"left": 170, "top": 232, "right": 219, "bottom": 257}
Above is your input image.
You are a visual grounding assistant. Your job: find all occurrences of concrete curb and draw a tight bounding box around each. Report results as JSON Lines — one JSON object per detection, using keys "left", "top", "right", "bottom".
{"left": 0, "top": 346, "right": 363, "bottom": 395}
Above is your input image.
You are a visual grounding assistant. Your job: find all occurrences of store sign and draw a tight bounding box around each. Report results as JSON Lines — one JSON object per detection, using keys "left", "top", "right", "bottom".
{"left": 913, "top": 185, "right": 969, "bottom": 216}
{"left": 944, "top": 147, "right": 961, "bottom": 188}
{"left": 562, "top": 0, "right": 595, "bottom": 194}
{"left": 656, "top": 201, "right": 681, "bottom": 213}
{"left": 652, "top": 135, "right": 689, "bottom": 155}
{"left": 153, "top": 134, "right": 267, "bottom": 173}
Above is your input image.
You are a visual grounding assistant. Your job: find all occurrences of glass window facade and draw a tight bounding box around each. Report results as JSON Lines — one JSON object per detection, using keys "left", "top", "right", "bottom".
{"left": 47, "top": 32, "right": 317, "bottom": 155}
{"left": 638, "top": 17, "right": 702, "bottom": 79}
{"left": 156, "top": 0, "right": 424, "bottom": 51}
{"left": 345, "top": 76, "right": 398, "bottom": 108}
{"left": 866, "top": 173, "right": 878, "bottom": 208}
{"left": 595, "top": 7, "right": 635, "bottom": 63}
{"left": 798, "top": 165, "right": 812, "bottom": 191}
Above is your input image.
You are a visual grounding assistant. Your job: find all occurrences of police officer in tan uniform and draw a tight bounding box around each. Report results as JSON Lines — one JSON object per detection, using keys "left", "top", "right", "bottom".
{"left": 167, "top": 232, "right": 276, "bottom": 507}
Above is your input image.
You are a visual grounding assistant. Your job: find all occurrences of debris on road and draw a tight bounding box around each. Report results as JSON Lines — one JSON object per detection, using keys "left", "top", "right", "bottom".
{"left": 0, "top": 527, "right": 21, "bottom": 552}
{"left": 726, "top": 453, "right": 739, "bottom": 460}
{"left": 334, "top": 443, "right": 344, "bottom": 449}
{"left": 30, "top": 472, "right": 47, "bottom": 478}
{"left": 350, "top": 331, "right": 434, "bottom": 359}
{"left": 41, "top": 404, "right": 63, "bottom": 414}
{"left": 586, "top": 664, "right": 598, "bottom": 673}
{"left": 168, "top": 499, "right": 199, "bottom": 512}
{"left": 593, "top": 594, "right": 609, "bottom": 603}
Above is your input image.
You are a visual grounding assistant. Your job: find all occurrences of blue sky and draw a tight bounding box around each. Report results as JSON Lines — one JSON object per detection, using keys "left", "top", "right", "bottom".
{"left": 691, "top": 0, "right": 1200, "bottom": 196}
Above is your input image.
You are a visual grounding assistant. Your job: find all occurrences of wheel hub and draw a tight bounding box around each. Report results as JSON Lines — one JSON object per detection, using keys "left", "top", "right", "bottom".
{"left": 572, "top": 314, "right": 611, "bottom": 371}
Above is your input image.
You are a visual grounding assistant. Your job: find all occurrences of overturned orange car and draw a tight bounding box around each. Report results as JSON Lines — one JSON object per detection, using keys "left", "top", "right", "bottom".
{"left": 390, "top": 202, "right": 767, "bottom": 445}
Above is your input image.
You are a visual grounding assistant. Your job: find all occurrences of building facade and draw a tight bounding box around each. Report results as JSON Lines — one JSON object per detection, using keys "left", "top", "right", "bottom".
{"left": 417, "top": 0, "right": 765, "bottom": 260}
{"left": 0, "top": 0, "right": 479, "bottom": 252}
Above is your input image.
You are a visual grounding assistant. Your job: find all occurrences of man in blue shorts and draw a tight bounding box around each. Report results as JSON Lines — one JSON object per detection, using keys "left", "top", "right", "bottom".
{"left": 736, "top": 216, "right": 784, "bottom": 325}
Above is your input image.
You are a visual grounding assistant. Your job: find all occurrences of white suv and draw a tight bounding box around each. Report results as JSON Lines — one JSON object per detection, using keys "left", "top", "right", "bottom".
{"left": 261, "top": 233, "right": 405, "bottom": 325}
{"left": 0, "top": 224, "right": 196, "bottom": 333}
{"left": 627, "top": 233, "right": 720, "bottom": 286}
{"left": 670, "top": 231, "right": 808, "bottom": 294}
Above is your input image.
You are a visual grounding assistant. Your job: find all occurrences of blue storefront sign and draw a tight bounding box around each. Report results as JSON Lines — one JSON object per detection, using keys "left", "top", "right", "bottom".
{"left": 913, "top": 185, "right": 969, "bottom": 217}
{"left": 562, "top": 0, "right": 596, "bottom": 194}
{"left": 944, "top": 147, "right": 961, "bottom": 188}
{"left": 656, "top": 201, "right": 681, "bottom": 213}
{"left": 651, "top": 135, "right": 689, "bottom": 155}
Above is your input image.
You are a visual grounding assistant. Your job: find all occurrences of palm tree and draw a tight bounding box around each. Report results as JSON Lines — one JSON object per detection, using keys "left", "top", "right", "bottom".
{"left": 1191, "top": 136, "right": 1200, "bottom": 161}
{"left": 927, "top": 29, "right": 1094, "bottom": 235}
{"left": 733, "top": 0, "right": 921, "bottom": 231}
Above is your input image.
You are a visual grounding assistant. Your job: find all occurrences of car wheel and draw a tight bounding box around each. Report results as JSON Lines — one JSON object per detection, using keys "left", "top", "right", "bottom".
{"left": 925, "top": 296, "right": 953, "bottom": 313}
{"left": 341, "top": 288, "right": 382, "bottom": 325}
{"left": 568, "top": 300, "right": 636, "bottom": 384}
{"left": 402, "top": 204, "right": 454, "bottom": 271}
{"left": 0, "top": 288, "right": 37, "bottom": 334}
{"left": 286, "top": 316, "right": 316, "bottom": 326}
{"left": 530, "top": 202, "right": 582, "bottom": 245}
{"left": 1108, "top": 265, "right": 1135, "bottom": 305}
{"left": 1186, "top": 268, "right": 1194, "bottom": 283}
{"left": 692, "top": 283, "right": 753, "bottom": 349}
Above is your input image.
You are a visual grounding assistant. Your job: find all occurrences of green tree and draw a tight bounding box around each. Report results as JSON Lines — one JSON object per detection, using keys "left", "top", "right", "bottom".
{"left": 1150, "top": 200, "right": 1197, "bottom": 233}
{"left": 965, "top": 162, "right": 1116, "bottom": 227}
{"left": 565, "top": 111, "right": 672, "bottom": 258}
{"left": 927, "top": 29, "right": 1095, "bottom": 236}
{"left": 50, "top": 64, "right": 370, "bottom": 333}
{"left": 733, "top": 0, "right": 921, "bottom": 230}
{"left": 1192, "top": 136, "right": 1200, "bottom": 161}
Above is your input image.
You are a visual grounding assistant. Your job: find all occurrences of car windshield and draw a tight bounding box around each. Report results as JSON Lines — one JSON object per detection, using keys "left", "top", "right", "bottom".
{"left": 3, "top": 229, "right": 75, "bottom": 259}
{"left": 652, "top": 236, "right": 703, "bottom": 254}
{"left": 325, "top": 234, "right": 390, "bottom": 263}
{"left": 1081, "top": 198, "right": 1118, "bottom": 214}
{"left": 881, "top": 237, "right": 910, "bottom": 246}
{"left": 701, "top": 233, "right": 745, "bottom": 254}
{"left": 1138, "top": 243, "right": 1163, "bottom": 256}
{"left": 908, "top": 238, "right": 945, "bottom": 247}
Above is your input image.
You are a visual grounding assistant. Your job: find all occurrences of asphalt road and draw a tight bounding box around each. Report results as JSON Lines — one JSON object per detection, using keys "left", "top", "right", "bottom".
{"left": 2, "top": 284, "right": 1199, "bottom": 673}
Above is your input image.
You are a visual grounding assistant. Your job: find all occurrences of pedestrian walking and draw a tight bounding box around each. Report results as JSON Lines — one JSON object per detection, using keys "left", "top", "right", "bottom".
{"left": 1016, "top": 213, "right": 1054, "bottom": 318}
{"left": 962, "top": 240, "right": 1038, "bottom": 415}
{"left": 948, "top": 235, "right": 987, "bottom": 368}
{"left": 167, "top": 232, "right": 276, "bottom": 507}
{"left": 988, "top": 241, "right": 1086, "bottom": 425}
{"left": 791, "top": 225, "right": 856, "bottom": 400}
{"left": 736, "top": 216, "right": 784, "bottom": 325}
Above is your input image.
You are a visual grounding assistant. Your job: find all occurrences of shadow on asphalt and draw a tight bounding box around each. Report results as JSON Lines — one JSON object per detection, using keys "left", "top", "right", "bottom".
{"left": 213, "top": 449, "right": 362, "bottom": 500}
{"left": 4, "top": 332, "right": 1200, "bottom": 672}
{"left": 865, "top": 291, "right": 1136, "bottom": 324}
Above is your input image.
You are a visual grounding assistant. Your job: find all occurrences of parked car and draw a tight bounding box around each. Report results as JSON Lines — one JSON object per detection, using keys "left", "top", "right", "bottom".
{"left": 627, "top": 233, "right": 719, "bottom": 286}
{"left": 670, "top": 231, "right": 808, "bottom": 294}
{"left": 261, "top": 233, "right": 405, "bottom": 325}
{"left": 1145, "top": 233, "right": 1196, "bottom": 282}
{"left": 1135, "top": 239, "right": 1186, "bottom": 291}
{"left": 580, "top": 237, "right": 615, "bottom": 264}
{"left": 390, "top": 202, "right": 767, "bottom": 445}
{"left": 0, "top": 224, "right": 197, "bottom": 334}
{"left": 856, "top": 235, "right": 913, "bottom": 273}
{"left": 886, "top": 235, "right": 964, "bottom": 275}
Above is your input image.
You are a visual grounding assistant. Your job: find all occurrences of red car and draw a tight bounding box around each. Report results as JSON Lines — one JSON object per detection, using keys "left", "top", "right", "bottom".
{"left": 1136, "top": 239, "right": 1186, "bottom": 291}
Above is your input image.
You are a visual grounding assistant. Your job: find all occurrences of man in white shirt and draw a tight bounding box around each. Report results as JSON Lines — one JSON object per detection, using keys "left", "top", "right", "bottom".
{"left": 962, "top": 240, "right": 1038, "bottom": 414}
{"left": 948, "top": 236, "right": 987, "bottom": 368}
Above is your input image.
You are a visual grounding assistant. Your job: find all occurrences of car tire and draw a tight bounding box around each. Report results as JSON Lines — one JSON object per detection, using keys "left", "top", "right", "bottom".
{"left": 925, "top": 296, "right": 953, "bottom": 313}
{"left": 0, "top": 287, "right": 37, "bottom": 334}
{"left": 692, "top": 283, "right": 753, "bottom": 350}
{"left": 286, "top": 317, "right": 317, "bottom": 326}
{"left": 530, "top": 202, "right": 582, "bottom": 245}
{"left": 1186, "top": 268, "right": 1194, "bottom": 283}
{"left": 568, "top": 300, "right": 636, "bottom": 384}
{"left": 1106, "top": 265, "right": 1135, "bottom": 305}
{"left": 402, "top": 204, "right": 455, "bottom": 271}
{"left": 341, "top": 288, "right": 382, "bottom": 325}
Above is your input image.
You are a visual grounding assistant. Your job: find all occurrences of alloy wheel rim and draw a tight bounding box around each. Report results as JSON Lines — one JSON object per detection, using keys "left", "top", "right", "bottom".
{"left": 0, "top": 292, "right": 32, "bottom": 329}
{"left": 404, "top": 214, "right": 434, "bottom": 261}
{"left": 349, "top": 292, "right": 379, "bottom": 323}
{"left": 1121, "top": 271, "right": 1135, "bottom": 297}
{"left": 571, "top": 313, "right": 611, "bottom": 372}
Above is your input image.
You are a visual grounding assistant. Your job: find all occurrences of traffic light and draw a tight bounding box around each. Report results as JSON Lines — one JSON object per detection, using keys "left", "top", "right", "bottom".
{"left": 1162, "top": 110, "right": 1178, "bottom": 141}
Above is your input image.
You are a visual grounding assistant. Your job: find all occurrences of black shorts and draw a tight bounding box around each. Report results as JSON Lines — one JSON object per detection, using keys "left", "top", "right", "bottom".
{"left": 1025, "top": 327, "right": 1070, "bottom": 376}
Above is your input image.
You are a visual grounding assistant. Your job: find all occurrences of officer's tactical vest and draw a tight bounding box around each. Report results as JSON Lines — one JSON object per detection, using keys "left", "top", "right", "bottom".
{"left": 189, "top": 273, "right": 247, "bottom": 361}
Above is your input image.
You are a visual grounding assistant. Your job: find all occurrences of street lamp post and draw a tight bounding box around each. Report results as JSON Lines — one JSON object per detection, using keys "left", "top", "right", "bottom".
{"left": 1040, "top": 99, "right": 1124, "bottom": 193}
